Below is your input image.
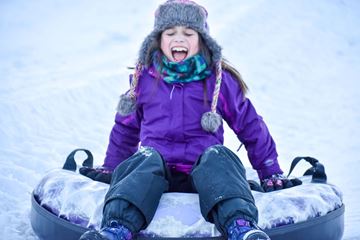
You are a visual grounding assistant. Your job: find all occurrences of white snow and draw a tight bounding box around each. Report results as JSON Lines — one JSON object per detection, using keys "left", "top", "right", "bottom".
{"left": 0, "top": 0, "right": 359, "bottom": 239}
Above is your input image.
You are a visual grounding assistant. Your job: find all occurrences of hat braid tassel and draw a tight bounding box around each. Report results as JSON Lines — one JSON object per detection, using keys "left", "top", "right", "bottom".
{"left": 201, "top": 61, "right": 223, "bottom": 132}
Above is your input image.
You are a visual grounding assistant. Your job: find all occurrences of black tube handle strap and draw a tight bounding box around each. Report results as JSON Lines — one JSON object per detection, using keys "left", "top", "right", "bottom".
{"left": 287, "top": 156, "right": 327, "bottom": 183}
{"left": 63, "top": 149, "right": 94, "bottom": 171}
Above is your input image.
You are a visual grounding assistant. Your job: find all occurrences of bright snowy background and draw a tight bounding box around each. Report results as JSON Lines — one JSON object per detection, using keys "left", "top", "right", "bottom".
{"left": 0, "top": 0, "right": 359, "bottom": 239}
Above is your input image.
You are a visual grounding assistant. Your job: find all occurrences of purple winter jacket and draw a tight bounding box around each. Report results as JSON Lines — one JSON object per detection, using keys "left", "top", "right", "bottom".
{"left": 103, "top": 66, "right": 283, "bottom": 180}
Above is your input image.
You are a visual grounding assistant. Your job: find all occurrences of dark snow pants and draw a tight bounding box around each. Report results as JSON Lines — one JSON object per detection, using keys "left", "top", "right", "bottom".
{"left": 101, "top": 145, "right": 258, "bottom": 235}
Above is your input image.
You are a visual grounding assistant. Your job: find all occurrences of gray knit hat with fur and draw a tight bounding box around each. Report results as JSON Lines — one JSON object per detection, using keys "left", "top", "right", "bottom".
{"left": 138, "top": 0, "right": 222, "bottom": 65}
{"left": 117, "top": 0, "right": 223, "bottom": 133}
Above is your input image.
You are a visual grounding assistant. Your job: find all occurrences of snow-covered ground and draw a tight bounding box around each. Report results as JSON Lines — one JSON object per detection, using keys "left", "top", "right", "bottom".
{"left": 0, "top": 0, "right": 359, "bottom": 239}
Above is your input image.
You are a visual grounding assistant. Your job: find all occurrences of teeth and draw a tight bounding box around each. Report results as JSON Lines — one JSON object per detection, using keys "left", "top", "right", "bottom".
{"left": 172, "top": 47, "right": 188, "bottom": 52}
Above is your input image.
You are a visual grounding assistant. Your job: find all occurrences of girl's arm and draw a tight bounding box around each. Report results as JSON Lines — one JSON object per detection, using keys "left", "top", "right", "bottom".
{"left": 103, "top": 109, "right": 141, "bottom": 170}
{"left": 219, "top": 71, "right": 283, "bottom": 180}
{"left": 103, "top": 72, "right": 142, "bottom": 170}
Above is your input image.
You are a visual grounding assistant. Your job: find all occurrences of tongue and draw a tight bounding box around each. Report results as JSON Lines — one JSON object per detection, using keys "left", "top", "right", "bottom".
{"left": 173, "top": 51, "right": 187, "bottom": 62}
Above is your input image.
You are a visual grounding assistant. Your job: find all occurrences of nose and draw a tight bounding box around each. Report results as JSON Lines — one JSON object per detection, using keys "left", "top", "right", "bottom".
{"left": 174, "top": 36, "right": 185, "bottom": 43}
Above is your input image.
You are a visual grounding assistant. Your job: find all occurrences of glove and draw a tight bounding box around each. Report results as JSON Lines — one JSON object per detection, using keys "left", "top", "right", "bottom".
{"left": 79, "top": 166, "right": 113, "bottom": 184}
{"left": 261, "top": 174, "right": 302, "bottom": 192}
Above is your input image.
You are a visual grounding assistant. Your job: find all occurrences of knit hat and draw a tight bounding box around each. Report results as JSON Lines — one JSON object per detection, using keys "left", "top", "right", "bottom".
{"left": 117, "top": 0, "right": 223, "bottom": 133}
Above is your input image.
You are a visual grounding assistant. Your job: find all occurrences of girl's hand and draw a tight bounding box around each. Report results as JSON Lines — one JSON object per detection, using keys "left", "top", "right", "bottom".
{"left": 261, "top": 174, "right": 302, "bottom": 192}
{"left": 79, "top": 166, "right": 113, "bottom": 184}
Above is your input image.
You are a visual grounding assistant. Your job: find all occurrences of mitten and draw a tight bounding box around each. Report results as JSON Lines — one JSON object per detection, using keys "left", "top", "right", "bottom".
{"left": 261, "top": 174, "right": 302, "bottom": 192}
{"left": 79, "top": 166, "right": 113, "bottom": 184}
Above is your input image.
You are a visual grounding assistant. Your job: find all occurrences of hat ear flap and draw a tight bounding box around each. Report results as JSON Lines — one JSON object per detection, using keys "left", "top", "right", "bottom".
{"left": 138, "top": 31, "right": 160, "bottom": 66}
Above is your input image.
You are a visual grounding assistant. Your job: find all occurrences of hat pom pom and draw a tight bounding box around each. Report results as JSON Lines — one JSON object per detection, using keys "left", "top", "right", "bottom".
{"left": 201, "top": 111, "right": 222, "bottom": 133}
{"left": 117, "top": 94, "right": 137, "bottom": 116}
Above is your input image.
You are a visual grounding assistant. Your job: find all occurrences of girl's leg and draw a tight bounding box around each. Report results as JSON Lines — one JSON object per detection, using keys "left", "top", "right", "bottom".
{"left": 102, "top": 146, "right": 169, "bottom": 233}
{"left": 191, "top": 144, "right": 258, "bottom": 235}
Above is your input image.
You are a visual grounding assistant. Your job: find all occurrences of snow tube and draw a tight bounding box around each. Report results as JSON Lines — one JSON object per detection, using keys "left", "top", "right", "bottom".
{"left": 30, "top": 153, "right": 344, "bottom": 240}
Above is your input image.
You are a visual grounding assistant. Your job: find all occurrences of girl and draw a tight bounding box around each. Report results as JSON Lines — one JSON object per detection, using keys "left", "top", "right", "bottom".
{"left": 80, "top": 1, "right": 295, "bottom": 239}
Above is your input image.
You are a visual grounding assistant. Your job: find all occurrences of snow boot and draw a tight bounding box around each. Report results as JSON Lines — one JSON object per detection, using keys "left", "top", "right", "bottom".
{"left": 227, "top": 219, "right": 270, "bottom": 240}
{"left": 79, "top": 221, "right": 132, "bottom": 240}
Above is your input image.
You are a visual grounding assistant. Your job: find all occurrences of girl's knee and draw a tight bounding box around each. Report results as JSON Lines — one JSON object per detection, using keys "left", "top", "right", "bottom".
{"left": 198, "top": 145, "right": 226, "bottom": 166}
{"left": 138, "top": 146, "right": 161, "bottom": 158}
{"left": 125, "top": 146, "right": 164, "bottom": 168}
{"left": 138, "top": 146, "right": 166, "bottom": 169}
{"left": 204, "top": 144, "right": 228, "bottom": 156}
{"left": 200, "top": 144, "right": 243, "bottom": 166}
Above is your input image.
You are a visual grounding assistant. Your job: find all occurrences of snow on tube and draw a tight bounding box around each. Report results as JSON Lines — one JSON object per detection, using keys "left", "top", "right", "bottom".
{"left": 30, "top": 164, "right": 344, "bottom": 240}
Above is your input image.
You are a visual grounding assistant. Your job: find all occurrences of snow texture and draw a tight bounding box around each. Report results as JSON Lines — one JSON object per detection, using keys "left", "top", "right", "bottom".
{"left": 0, "top": 0, "right": 359, "bottom": 239}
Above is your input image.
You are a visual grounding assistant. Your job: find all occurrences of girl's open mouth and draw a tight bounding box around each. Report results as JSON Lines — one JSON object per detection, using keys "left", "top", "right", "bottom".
{"left": 171, "top": 47, "right": 188, "bottom": 62}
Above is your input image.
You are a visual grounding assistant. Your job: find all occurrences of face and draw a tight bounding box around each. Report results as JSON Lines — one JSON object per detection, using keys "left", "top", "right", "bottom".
{"left": 160, "top": 26, "right": 200, "bottom": 62}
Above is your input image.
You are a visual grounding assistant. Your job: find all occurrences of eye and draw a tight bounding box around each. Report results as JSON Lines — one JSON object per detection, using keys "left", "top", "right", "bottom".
{"left": 166, "top": 32, "right": 175, "bottom": 36}
{"left": 164, "top": 29, "right": 176, "bottom": 36}
{"left": 184, "top": 29, "right": 196, "bottom": 37}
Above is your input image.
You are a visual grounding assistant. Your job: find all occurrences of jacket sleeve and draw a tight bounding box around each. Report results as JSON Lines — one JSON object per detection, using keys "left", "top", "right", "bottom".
{"left": 218, "top": 71, "right": 283, "bottom": 180}
{"left": 103, "top": 110, "right": 141, "bottom": 170}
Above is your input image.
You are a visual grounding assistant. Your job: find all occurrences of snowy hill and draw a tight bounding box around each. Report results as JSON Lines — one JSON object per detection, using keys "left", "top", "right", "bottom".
{"left": 0, "top": 0, "right": 359, "bottom": 239}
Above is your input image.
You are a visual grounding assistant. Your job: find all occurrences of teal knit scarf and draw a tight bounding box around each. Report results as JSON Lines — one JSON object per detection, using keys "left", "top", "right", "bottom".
{"left": 154, "top": 52, "right": 211, "bottom": 84}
